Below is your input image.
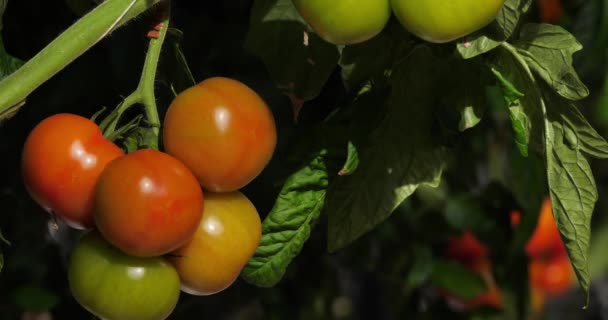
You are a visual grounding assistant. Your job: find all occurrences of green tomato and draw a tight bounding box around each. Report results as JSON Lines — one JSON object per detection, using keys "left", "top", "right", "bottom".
{"left": 292, "top": 0, "right": 391, "bottom": 45}
{"left": 390, "top": 0, "right": 505, "bottom": 43}
{"left": 68, "top": 232, "right": 180, "bottom": 320}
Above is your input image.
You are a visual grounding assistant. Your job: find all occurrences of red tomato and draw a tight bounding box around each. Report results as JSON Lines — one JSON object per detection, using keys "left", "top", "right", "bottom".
{"left": 529, "top": 255, "right": 574, "bottom": 296}
{"left": 94, "top": 149, "right": 204, "bottom": 257}
{"left": 163, "top": 77, "right": 277, "bottom": 192}
{"left": 526, "top": 198, "right": 565, "bottom": 259}
{"left": 537, "top": 0, "right": 563, "bottom": 23}
{"left": 170, "top": 191, "right": 261, "bottom": 295}
{"left": 447, "top": 231, "right": 488, "bottom": 271}
{"left": 21, "top": 114, "right": 123, "bottom": 229}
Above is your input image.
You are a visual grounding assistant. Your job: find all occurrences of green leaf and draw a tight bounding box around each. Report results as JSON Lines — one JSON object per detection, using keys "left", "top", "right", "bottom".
{"left": 430, "top": 260, "right": 488, "bottom": 301}
{"left": 491, "top": 68, "right": 530, "bottom": 156}
{"left": 338, "top": 141, "right": 359, "bottom": 176}
{"left": 405, "top": 245, "right": 433, "bottom": 289}
{"left": 246, "top": 0, "right": 339, "bottom": 101}
{"left": 515, "top": 24, "right": 589, "bottom": 101}
{"left": 242, "top": 151, "right": 328, "bottom": 287}
{"left": 543, "top": 92, "right": 603, "bottom": 304}
{"left": 457, "top": 0, "right": 532, "bottom": 59}
{"left": 491, "top": 44, "right": 545, "bottom": 154}
{"left": 326, "top": 46, "right": 445, "bottom": 252}
{"left": 12, "top": 285, "right": 60, "bottom": 311}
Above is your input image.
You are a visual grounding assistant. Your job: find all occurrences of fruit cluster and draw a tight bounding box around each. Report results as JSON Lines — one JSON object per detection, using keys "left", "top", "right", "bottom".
{"left": 21, "top": 77, "right": 277, "bottom": 320}
{"left": 292, "top": 0, "right": 506, "bottom": 45}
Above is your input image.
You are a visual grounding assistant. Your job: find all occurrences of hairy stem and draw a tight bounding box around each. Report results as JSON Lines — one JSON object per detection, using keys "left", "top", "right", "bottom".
{"left": 0, "top": 0, "right": 164, "bottom": 118}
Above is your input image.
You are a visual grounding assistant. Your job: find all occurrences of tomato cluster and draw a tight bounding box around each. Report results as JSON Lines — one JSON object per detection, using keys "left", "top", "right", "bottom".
{"left": 292, "top": 0, "right": 505, "bottom": 45}
{"left": 21, "top": 77, "right": 275, "bottom": 319}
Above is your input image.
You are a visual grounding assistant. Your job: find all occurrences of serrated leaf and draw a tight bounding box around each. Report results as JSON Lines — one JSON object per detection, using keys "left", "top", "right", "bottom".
{"left": 457, "top": 0, "right": 532, "bottom": 59}
{"left": 338, "top": 141, "right": 359, "bottom": 176}
{"left": 242, "top": 152, "right": 328, "bottom": 287}
{"left": 543, "top": 92, "right": 602, "bottom": 305}
{"left": 491, "top": 44, "right": 546, "bottom": 154}
{"left": 326, "top": 46, "right": 445, "bottom": 252}
{"left": 491, "top": 68, "right": 530, "bottom": 156}
{"left": 515, "top": 24, "right": 589, "bottom": 101}
{"left": 246, "top": 0, "right": 339, "bottom": 102}
{"left": 555, "top": 101, "right": 608, "bottom": 159}
{"left": 430, "top": 260, "right": 488, "bottom": 301}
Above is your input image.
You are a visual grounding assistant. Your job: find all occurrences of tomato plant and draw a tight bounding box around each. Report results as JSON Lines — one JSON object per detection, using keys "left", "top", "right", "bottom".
{"left": 170, "top": 191, "right": 261, "bottom": 296}
{"left": 390, "top": 0, "right": 505, "bottom": 43}
{"left": 163, "top": 77, "right": 277, "bottom": 192}
{"left": 291, "top": 0, "right": 391, "bottom": 45}
{"left": 69, "top": 232, "right": 180, "bottom": 320}
{"left": 94, "top": 149, "right": 204, "bottom": 257}
{"left": 21, "top": 113, "right": 123, "bottom": 229}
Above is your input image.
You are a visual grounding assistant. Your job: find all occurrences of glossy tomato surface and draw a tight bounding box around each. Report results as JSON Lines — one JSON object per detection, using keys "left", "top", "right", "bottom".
{"left": 390, "top": 0, "right": 505, "bottom": 43}
{"left": 292, "top": 0, "right": 391, "bottom": 45}
{"left": 69, "top": 232, "right": 180, "bottom": 320}
{"left": 170, "top": 191, "right": 261, "bottom": 295}
{"left": 21, "top": 113, "right": 123, "bottom": 229}
{"left": 163, "top": 77, "right": 276, "bottom": 192}
{"left": 95, "top": 149, "right": 203, "bottom": 257}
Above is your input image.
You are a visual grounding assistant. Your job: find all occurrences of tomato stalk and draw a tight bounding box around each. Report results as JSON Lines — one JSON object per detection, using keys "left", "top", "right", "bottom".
{"left": 101, "top": 2, "right": 171, "bottom": 149}
{"left": 0, "top": 0, "right": 165, "bottom": 119}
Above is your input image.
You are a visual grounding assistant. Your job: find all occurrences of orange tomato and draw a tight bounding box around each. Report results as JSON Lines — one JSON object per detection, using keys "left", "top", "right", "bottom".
{"left": 170, "top": 191, "right": 261, "bottom": 295}
{"left": 526, "top": 198, "right": 566, "bottom": 259}
{"left": 163, "top": 77, "right": 277, "bottom": 192}
{"left": 22, "top": 114, "right": 123, "bottom": 229}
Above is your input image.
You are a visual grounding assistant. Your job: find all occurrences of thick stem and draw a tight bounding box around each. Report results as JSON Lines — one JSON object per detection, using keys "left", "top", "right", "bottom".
{"left": 137, "top": 3, "right": 171, "bottom": 140}
{"left": 0, "top": 0, "right": 163, "bottom": 116}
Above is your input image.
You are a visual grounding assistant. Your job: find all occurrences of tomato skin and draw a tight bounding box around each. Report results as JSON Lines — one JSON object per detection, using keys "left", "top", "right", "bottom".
{"left": 526, "top": 198, "right": 565, "bottom": 259}
{"left": 69, "top": 232, "right": 180, "bottom": 320}
{"left": 95, "top": 149, "right": 204, "bottom": 257}
{"left": 529, "top": 255, "right": 574, "bottom": 296}
{"left": 390, "top": 0, "right": 505, "bottom": 43}
{"left": 163, "top": 77, "right": 277, "bottom": 192}
{"left": 21, "top": 113, "right": 124, "bottom": 229}
{"left": 170, "top": 191, "right": 261, "bottom": 295}
{"left": 292, "top": 0, "right": 391, "bottom": 45}
{"left": 447, "top": 231, "right": 488, "bottom": 271}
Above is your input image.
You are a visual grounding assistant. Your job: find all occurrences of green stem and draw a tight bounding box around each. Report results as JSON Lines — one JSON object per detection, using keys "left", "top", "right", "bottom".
{"left": 101, "top": 2, "right": 171, "bottom": 149}
{"left": 0, "top": 0, "right": 164, "bottom": 117}
{"left": 137, "top": 3, "right": 171, "bottom": 140}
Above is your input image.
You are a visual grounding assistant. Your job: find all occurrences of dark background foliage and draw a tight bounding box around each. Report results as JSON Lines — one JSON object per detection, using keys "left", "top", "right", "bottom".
{"left": 0, "top": 0, "right": 607, "bottom": 319}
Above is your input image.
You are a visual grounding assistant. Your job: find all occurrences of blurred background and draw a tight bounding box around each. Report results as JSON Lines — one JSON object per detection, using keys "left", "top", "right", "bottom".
{"left": 0, "top": 0, "right": 607, "bottom": 319}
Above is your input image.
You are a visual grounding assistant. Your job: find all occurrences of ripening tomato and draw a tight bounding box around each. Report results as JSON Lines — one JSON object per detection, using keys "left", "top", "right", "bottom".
{"left": 291, "top": 0, "right": 391, "bottom": 45}
{"left": 526, "top": 198, "right": 565, "bottom": 259}
{"left": 69, "top": 232, "right": 180, "bottom": 320}
{"left": 22, "top": 113, "right": 123, "bottom": 229}
{"left": 529, "top": 255, "right": 574, "bottom": 296}
{"left": 94, "top": 149, "right": 204, "bottom": 257}
{"left": 163, "top": 77, "right": 277, "bottom": 192}
{"left": 447, "top": 232, "right": 488, "bottom": 271}
{"left": 390, "top": 0, "right": 505, "bottom": 43}
{"left": 170, "top": 191, "right": 261, "bottom": 295}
